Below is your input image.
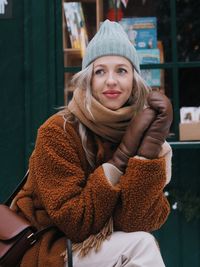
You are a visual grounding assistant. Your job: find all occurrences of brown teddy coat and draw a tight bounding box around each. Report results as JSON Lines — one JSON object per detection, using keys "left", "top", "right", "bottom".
{"left": 12, "top": 112, "right": 170, "bottom": 267}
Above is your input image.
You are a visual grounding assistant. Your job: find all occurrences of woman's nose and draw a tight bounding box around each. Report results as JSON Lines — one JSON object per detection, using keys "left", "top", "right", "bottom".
{"left": 106, "top": 72, "right": 117, "bottom": 86}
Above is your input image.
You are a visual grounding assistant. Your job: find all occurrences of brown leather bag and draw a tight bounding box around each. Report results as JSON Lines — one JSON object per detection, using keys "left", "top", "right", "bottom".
{"left": 0, "top": 204, "right": 37, "bottom": 267}
{"left": 0, "top": 172, "right": 73, "bottom": 267}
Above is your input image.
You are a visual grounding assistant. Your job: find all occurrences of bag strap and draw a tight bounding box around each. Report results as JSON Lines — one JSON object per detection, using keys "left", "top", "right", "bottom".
{"left": 5, "top": 170, "right": 29, "bottom": 206}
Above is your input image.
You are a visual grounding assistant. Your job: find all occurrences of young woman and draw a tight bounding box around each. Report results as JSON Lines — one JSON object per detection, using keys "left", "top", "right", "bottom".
{"left": 12, "top": 20, "right": 173, "bottom": 267}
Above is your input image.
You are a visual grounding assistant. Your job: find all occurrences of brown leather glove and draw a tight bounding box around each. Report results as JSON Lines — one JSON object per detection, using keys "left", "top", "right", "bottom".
{"left": 108, "top": 108, "right": 156, "bottom": 172}
{"left": 137, "top": 91, "right": 173, "bottom": 159}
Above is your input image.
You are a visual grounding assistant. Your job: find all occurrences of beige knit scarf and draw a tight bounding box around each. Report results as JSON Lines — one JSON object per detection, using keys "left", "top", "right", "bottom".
{"left": 62, "top": 88, "right": 136, "bottom": 261}
{"left": 68, "top": 88, "right": 137, "bottom": 143}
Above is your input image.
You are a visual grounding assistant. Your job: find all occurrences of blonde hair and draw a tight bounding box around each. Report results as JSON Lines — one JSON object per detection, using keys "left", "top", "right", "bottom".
{"left": 66, "top": 63, "right": 151, "bottom": 166}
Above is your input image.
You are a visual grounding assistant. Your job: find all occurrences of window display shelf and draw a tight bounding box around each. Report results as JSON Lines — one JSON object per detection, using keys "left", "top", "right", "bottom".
{"left": 169, "top": 141, "right": 200, "bottom": 149}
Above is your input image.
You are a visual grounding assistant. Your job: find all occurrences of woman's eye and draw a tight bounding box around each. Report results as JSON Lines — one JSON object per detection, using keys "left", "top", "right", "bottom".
{"left": 94, "top": 69, "right": 105, "bottom": 75}
{"left": 117, "top": 68, "right": 127, "bottom": 74}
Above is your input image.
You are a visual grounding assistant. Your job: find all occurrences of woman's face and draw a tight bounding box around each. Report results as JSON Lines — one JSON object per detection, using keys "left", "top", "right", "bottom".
{"left": 91, "top": 56, "right": 134, "bottom": 110}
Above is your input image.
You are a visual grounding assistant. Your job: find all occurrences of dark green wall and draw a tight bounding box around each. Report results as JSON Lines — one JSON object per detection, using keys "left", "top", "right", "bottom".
{"left": 0, "top": 1, "right": 25, "bottom": 200}
{"left": 0, "top": 0, "right": 63, "bottom": 202}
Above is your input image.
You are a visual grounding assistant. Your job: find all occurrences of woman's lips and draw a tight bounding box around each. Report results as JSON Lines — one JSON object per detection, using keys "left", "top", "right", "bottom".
{"left": 103, "top": 90, "right": 121, "bottom": 99}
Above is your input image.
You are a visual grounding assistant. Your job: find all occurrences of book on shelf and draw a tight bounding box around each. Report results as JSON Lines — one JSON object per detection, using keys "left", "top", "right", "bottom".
{"left": 120, "top": 17, "right": 157, "bottom": 49}
{"left": 137, "top": 48, "right": 161, "bottom": 87}
{"left": 120, "top": 16, "right": 164, "bottom": 88}
{"left": 63, "top": 2, "right": 88, "bottom": 57}
{"left": 180, "top": 107, "right": 200, "bottom": 123}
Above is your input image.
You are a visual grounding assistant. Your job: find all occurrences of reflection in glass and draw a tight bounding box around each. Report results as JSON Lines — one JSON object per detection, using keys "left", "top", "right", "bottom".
{"left": 179, "top": 68, "right": 200, "bottom": 106}
{"left": 177, "top": 0, "right": 200, "bottom": 61}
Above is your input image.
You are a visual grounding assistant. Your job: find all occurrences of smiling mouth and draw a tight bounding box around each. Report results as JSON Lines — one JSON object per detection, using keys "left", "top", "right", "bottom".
{"left": 103, "top": 91, "right": 121, "bottom": 99}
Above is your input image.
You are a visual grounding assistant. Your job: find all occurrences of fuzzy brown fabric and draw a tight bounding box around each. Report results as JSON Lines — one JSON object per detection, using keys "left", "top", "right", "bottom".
{"left": 12, "top": 112, "right": 170, "bottom": 267}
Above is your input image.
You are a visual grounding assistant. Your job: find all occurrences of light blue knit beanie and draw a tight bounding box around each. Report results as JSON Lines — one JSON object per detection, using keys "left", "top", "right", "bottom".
{"left": 82, "top": 19, "right": 140, "bottom": 73}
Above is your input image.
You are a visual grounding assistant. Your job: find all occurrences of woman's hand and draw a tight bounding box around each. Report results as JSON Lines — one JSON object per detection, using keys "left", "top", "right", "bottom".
{"left": 137, "top": 91, "right": 173, "bottom": 159}
{"left": 108, "top": 107, "right": 156, "bottom": 172}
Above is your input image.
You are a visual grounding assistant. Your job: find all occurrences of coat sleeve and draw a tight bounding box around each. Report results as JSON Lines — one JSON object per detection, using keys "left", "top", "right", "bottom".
{"left": 113, "top": 157, "right": 170, "bottom": 232}
{"left": 28, "top": 117, "right": 120, "bottom": 243}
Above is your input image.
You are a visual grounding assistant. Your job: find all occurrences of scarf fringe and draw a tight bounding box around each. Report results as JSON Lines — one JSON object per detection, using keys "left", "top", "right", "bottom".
{"left": 61, "top": 217, "right": 113, "bottom": 262}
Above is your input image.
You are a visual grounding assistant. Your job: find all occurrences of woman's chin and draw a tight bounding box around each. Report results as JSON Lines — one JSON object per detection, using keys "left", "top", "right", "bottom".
{"left": 104, "top": 104, "right": 122, "bottom": 111}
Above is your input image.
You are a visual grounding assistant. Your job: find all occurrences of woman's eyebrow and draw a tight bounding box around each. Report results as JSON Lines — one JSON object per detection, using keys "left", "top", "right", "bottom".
{"left": 93, "top": 64, "right": 106, "bottom": 68}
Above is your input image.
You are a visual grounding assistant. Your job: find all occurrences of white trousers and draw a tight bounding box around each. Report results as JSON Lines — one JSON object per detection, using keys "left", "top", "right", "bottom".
{"left": 70, "top": 231, "right": 166, "bottom": 267}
